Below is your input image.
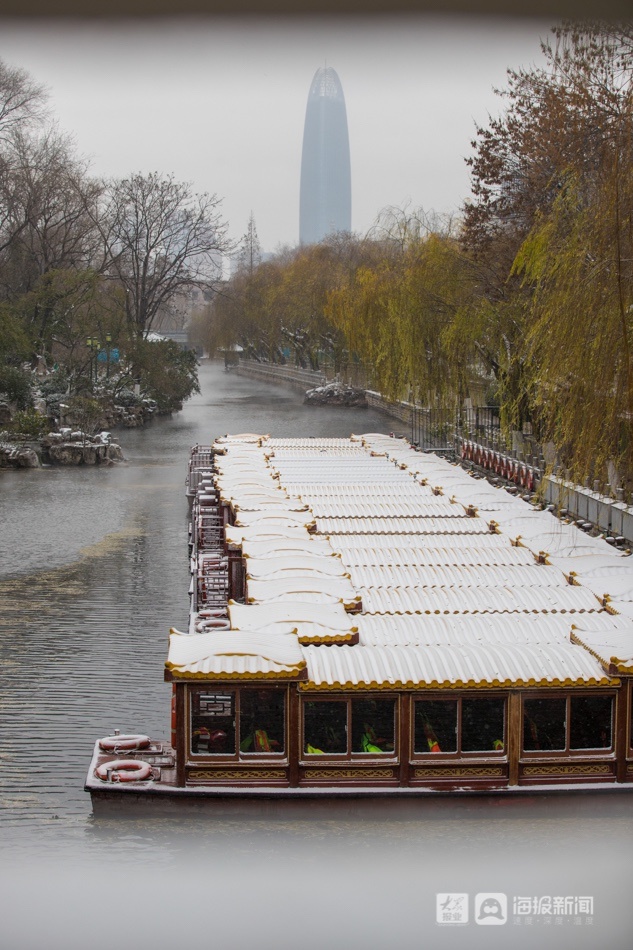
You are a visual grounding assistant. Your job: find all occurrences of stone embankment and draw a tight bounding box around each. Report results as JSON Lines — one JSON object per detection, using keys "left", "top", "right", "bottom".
{"left": 0, "top": 430, "right": 125, "bottom": 470}
{"left": 0, "top": 443, "right": 39, "bottom": 468}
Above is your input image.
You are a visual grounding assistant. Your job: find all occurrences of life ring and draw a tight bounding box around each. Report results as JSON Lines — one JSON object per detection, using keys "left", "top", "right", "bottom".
{"left": 198, "top": 618, "right": 230, "bottom": 629}
{"left": 96, "top": 759, "right": 153, "bottom": 783}
{"left": 99, "top": 734, "right": 151, "bottom": 752}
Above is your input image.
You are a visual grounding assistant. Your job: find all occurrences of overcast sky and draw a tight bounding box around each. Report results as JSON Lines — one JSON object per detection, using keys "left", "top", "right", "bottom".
{"left": 0, "top": 16, "right": 553, "bottom": 253}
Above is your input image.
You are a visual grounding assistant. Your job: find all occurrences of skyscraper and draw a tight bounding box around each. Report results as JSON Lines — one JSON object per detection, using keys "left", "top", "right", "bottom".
{"left": 299, "top": 67, "right": 351, "bottom": 245}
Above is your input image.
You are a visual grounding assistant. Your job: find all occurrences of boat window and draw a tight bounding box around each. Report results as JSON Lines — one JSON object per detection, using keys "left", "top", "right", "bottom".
{"left": 461, "top": 698, "right": 505, "bottom": 752}
{"left": 240, "top": 688, "right": 285, "bottom": 754}
{"left": 570, "top": 695, "right": 612, "bottom": 750}
{"left": 351, "top": 699, "right": 395, "bottom": 754}
{"left": 191, "top": 689, "right": 236, "bottom": 755}
{"left": 304, "top": 701, "right": 347, "bottom": 754}
{"left": 523, "top": 698, "right": 567, "bottom": 751}
{"left": 414, "top": 700, "right": 458, "bottom": 753}
{"left": 189, "top": 687, "right": 286, "bottom": 757}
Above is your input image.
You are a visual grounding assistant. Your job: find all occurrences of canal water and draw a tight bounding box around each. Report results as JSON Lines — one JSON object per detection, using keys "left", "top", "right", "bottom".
{"left": 0, "top": 360, "right": 630, "bottom": 950}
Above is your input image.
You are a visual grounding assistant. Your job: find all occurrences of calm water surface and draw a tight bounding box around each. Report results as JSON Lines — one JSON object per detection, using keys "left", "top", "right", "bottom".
{"left": 0, "top": 361, "right": 630, "bottom": 950}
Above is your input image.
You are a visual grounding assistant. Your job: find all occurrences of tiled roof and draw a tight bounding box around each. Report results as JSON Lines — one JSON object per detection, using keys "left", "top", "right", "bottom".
{"left": 177, "top": 433, "right": 629, "bottom": 690}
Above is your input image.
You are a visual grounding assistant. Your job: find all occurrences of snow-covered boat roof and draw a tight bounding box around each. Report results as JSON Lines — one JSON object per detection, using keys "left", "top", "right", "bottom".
{"left": 228, "top": 601, "right": 358, "bottom": 645}
{"left": 176, "top": 433, "right": 633, "bottom": 689}
{"left": 166, "top": 627, "right": 306, "bottom": 679}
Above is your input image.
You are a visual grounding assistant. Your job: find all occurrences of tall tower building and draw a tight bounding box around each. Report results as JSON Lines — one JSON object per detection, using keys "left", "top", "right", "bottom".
{"left": 299, "top": 67, "right": 351, "bottom": 245}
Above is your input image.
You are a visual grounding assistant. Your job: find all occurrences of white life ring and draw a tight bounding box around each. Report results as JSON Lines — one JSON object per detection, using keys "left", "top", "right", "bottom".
{"left": 96, "top": 759, "right": 153, "bottom": 783}
{"left": 98, "top": 734, "right": 151, "bottom": 753}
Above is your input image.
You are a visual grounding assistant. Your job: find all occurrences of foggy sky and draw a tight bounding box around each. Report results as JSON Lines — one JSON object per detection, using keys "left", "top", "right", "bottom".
{"left": 0, "top": 16, "right": 552, "bottom": 253}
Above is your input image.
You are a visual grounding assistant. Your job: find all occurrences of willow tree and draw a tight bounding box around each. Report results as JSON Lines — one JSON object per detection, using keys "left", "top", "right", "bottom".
{"left": 514, "top": 167, "right": 633, "bottom": 488}
{"left": 326, "top": 210, "right": 478, "bottom": 405}
{"left": 504, "top": 23, "right": 633, "bottom": 488}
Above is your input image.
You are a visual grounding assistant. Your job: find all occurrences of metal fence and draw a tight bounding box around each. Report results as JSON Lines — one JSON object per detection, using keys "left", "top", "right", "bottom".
{"left": 410, "top": 406, "right": 459, "bottom": 452}
{"left": 460, "top": 405, "right": 505, "bottom": 449}
{"left": 409, "top": 404, "right": 516, "bottom": 454}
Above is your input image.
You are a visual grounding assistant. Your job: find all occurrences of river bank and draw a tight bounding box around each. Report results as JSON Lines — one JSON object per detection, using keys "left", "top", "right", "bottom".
{"left": 0, "top": 389, "right": 166, "bottom": 469}
{"left": 0, "top": 431, "right": 126, "bottom": 470}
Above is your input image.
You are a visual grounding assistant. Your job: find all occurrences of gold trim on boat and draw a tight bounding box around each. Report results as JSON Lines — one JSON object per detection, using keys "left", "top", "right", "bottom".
{"left": 188, "top": 769, "right": 286, "bottom": 781}
{"left": 522, "top": 764, "right": 612, "bottom": 776}
{"left": 414, "top": 767, "right": 504, "bottom": 778}
{"left": 303, "top": 768, "right": 393, "bottom": 779}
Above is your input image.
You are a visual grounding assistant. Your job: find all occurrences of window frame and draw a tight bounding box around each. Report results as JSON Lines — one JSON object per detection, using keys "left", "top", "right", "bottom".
{"left": 411, "top": 693, "right": 507, "bottom": 759}
{"left": 187, "top": 684, "right": 288, "bottom": 762}
{"left": 521, "top": 691, "right": 615, "bottom": 757}
{"left": 301, "top": 693, "right": 399, "bottom": 762}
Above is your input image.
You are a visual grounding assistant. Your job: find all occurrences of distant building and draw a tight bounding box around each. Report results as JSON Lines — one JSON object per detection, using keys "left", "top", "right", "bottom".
{"left": 299, "top": 67, "right": 351, "bottom": 245}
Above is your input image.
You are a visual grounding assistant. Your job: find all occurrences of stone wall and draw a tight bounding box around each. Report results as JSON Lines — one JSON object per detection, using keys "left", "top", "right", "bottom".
{"left": 235, "top": 360, "right": 327, "bottom": 391}
{"left": 234, "top": 360, "right": 412, "bottom": 426}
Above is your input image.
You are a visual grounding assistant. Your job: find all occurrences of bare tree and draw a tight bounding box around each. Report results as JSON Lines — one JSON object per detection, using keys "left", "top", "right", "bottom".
{"left": 101, "top": 172, "right": 231, "bottom": 338}
{"left": 0, "top": 59, "right": 47, "bottom": 142}
{"left": 0, "top": 60, "right": 49, "bottom": 269}
{"left": 0, "top": 128, "right": 103, "bottom": 300}
{"left": 237, "top": 212, "right": 262, "bottom": 276}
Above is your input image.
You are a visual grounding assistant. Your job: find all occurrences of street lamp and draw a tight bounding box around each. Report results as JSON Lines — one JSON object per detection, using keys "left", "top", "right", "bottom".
{"left": 105, "top": 333, "right": 112, "bottom": 379}
{"left": 86, "top": 337, "right": 100, "bottom": 382}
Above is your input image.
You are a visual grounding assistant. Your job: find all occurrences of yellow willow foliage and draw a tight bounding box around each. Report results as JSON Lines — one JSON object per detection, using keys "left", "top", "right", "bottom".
{"left": 326, "top": 231, "right": 478, "bottom": 405}
{"left": 513, "top": 169, "right": 633, "bottom": 487}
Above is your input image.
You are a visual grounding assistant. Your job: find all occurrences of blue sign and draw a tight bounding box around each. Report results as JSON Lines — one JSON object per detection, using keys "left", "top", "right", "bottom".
{"left": 97, "top": 348, "right": 120, "bottom": 363}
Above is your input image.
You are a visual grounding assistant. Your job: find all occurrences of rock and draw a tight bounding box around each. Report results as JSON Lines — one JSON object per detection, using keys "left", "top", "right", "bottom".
{"left": 0, "top": 442, "right": 40, "bottom": 468}
{"left": 107, "top": 443, "right": 125, "bottom": 462}
{"left": 304, "top": 381, "right": 367, "bottom": 408}
{"left": 47, "top": 442, "right": 89, "bottom": 465}
{"left": 82, "top": 444, "right": 98, "bottom": 465}
{"left": 14, "top": 447, "right": 39, "bottom": 468}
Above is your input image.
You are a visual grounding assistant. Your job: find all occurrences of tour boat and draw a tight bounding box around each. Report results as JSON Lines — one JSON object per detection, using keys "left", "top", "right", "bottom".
{"left": 86, "top": 433, "right": 633, "bottom": 815}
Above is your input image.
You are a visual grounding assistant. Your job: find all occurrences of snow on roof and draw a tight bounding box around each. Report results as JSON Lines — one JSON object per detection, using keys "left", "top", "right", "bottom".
{"left": 357, "top": 585, "right": 601, "bottom": 615}
{"left": 228, "top": 601, "right": 358, "bottom": 645}
{"left": 233, "top": 510, "right": 317, "bottom": 530}
{"left": 231, "top": 497, "right": 309, "bottom": 514}
{"left": 225, "top": 525, "right": 312, "bottom": 549}
{"left": 241, "top": 536, "right": 335, "bottom": 559}
{"left": 268, "top": 438, "right": 360, "bottom": 448}
{"left": 316, "top": 516, "right": 491, "bottom": 535}
{"left": 299, "top": 500, "right": 468, "bottom": 519}
{"left": 299, "top": 642, "right": 613, "bottom": 691}
{"left": 337, "top": 543, "right": 536, "bottom": 568}
{"left": 347, "top": 563, "right": 567, "bottom": 589}
{"left": 356, "top": 612, "right": 581, "bottom": 647}
{"left": 328, "top": 532, "right": 516, "bottom": 551}
{"left": 570, "top": 617, "right": 633, "bottom": 673}
{"left": 246, "top": 575, "right": 360, "bottom": 610}
{"left": 196, "top": 434, "right": 628, "bottom": 690}
{"left": 167, "top": 627, "right": 306, "bottom": 679}
{"left": 245, "top": 553, "right": 346, "bottom": 579}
